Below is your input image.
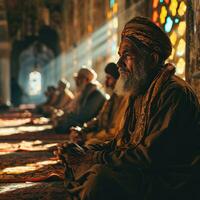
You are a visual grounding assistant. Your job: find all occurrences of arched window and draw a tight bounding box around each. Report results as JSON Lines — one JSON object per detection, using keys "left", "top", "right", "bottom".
{"left": 152, "top": 0, "right": 187, "bottom": 79}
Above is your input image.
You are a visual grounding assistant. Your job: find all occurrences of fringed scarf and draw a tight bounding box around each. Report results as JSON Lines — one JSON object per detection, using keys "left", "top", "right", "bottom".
{"left": 120, "top": 63, "right": 175, "bottom": 147}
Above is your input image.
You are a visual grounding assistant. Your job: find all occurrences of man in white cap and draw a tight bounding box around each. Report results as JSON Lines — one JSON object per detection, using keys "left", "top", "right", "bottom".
{"left": 54, "top": 67, "right": 106, "bottom": 133}
{"left": 66, "top": 62, "right": 128, "bottom": 145}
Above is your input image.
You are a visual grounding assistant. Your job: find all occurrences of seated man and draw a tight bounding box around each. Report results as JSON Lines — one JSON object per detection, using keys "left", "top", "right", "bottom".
{"left": 53, "top": 79, "right": 74, "bottom": 110}
{"left": 54, "top": 67, "right": 106, "bottom": 133}
{"left": 36, "top": 86, "right": 57, "bottom": 114}
{"left": 42, "top": 79, "right": 74, "bottom": 117}
{"left": 57, "top": 17, "right": 200, "bottom": 200}
{"left": 68, "top": 62, "right": 128, "bottom": 145}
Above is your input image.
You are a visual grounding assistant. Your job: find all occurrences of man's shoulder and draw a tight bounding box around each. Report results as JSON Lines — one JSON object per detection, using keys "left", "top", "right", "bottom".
{"left": 164, "top": 75, "right": 195, "bottom": 95}
{"left": 92, "top": 87, "right": 106, "bottom": 98}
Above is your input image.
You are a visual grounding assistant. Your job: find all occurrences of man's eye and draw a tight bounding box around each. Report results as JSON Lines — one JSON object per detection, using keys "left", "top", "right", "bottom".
{"left": 123, "top": 53, "right": 134, "bottom": 60}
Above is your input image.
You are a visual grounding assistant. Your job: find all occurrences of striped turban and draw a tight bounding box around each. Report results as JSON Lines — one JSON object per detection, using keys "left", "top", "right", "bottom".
{"left": 121, "top": 16, "right": 172, "bottom": 61}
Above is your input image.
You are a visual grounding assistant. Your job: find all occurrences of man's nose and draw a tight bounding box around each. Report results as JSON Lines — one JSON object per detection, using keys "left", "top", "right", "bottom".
{"left": 117, "top": 57, "right": 123, "bottom": 69}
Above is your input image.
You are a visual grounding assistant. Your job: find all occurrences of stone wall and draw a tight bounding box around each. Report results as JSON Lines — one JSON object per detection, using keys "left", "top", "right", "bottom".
{"left": 187, "top": 0, "right": 200, "bottom": 101}
{"left": 0, "top": 0, "right": 10, "bottom": 104}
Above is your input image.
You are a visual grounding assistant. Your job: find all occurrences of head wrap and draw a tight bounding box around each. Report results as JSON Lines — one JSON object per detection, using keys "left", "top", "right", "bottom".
{"left": 74, "top": 67, "right": 97, "bottom": 82}
{"left": 104, "top": 62, "right": 119, "bottom": 80}
{"left": 59, "top": 79, "right": 70, "bottom": 89}
{"left": 121, "top": 16, "right": 172, "bottom": 61}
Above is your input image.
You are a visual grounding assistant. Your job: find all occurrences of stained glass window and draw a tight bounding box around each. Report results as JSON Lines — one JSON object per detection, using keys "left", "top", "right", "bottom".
{"left": 152, "top": 0, "right": 187, "bottom": 79}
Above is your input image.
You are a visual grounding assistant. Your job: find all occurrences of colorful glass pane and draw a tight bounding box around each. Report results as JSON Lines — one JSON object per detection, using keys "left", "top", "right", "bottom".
{"left": 110, "top": 0, "right": 115, "bottom": 8}
{"left": 113, "top": 3, "right": 118, "bottom": 13}
{"left": 153, "top": 0, "right": 159, "bottom": 8}
{"left": 170, "top": 31, "right": 177, "bottom": 45}
{"left": 169, "top": 0, "right": 178, "bottom": 16}
{"left": 177, "top": 21, "right": 186, "bottom": 36}
{"left": 152, "top": 10, "right": 159, "bottom": 22}
{"left": 164, "top": 16, "right": 173, "bottom": 32}
{"left": 177, "top": 38, "right": 185, "bottom": 56}
{"left": 178, "top": 1, "right": 187, "bottom": 16}
{"left": 152, "top": 0, "right": 187, "bottom": 79}
{"left": 160, "top": 6, "right": 167, "bottom": 24}
{"left": 176, "top": 58, "right": 185, "bottom": 74}
{"left": 175, "top": 18, "right": 179, "bottom": 23}
{"left": 169, "top": 48, "right": 175, "bottom": 60}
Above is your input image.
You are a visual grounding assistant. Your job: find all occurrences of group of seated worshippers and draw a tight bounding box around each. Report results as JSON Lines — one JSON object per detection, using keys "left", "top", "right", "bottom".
{"left": 52, "top": 67, "right": 106, "bottom": 133}
{"left": 36, "top": 79, "right": 74, "bottom": 117}
{"left": 67, "top": 63, "right": 128, "bottom": 146}
{"left": 53, "top": 62, "right": 129, "bottom": 138}
{"left": 54, "top": 16, "right": 200, "bottom": 200}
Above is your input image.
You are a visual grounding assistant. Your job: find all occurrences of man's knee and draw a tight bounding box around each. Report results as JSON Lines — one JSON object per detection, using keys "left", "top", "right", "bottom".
{"left": 80, "top": 164, "right": 126, "bottom": 200}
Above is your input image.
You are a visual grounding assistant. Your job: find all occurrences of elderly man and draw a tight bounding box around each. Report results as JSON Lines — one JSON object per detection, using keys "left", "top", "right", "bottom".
{"left": 53, "top": 79, "right": 74, "bottom": 110}
{"left": 59, "top": 17, "right": 200, "bottom": 200}
{"left": 54, "top": 67, "right": 106, "bottom": 133}
{"left": 40, "top": 80, "right": 74, "bottom": 117}
{"left": 68, "top": 62, "right": 128, "bottom": 145}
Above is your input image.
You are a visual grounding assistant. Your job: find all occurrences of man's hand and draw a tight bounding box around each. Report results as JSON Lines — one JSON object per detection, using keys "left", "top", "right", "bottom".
{"left": 69, "top": 126, "right": 84, "bottom": 144}
{"left": 54, "top": 141, "right": 94, "bottom": 166}
{"left": 54, "top": 141, "right": 86, "bottom": 158}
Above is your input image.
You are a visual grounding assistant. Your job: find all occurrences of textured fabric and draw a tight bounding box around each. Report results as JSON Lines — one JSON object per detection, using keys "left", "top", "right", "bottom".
{"left": 68, "top": 64, "right": 200, "bottom": 200}
{"left": 85, "top": 94, "right": 128, "bottom": 144}
{"left": 122, "top": 16, "right": 172, "bottom": 60}
{"left": 53, "top": 89, "right": 74, "bottom": 110}
{"left": 55, "top": 83, "right": 106, "bottom": 133}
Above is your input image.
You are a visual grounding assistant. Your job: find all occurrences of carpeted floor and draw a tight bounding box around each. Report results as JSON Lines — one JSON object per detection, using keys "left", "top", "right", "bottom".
{"left": 0, "top": 109, "right": 70, "bottom": 200}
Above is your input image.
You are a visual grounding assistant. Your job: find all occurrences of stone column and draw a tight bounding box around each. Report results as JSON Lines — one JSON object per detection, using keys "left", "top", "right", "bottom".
{"left": 0, "top": 0, "right": 11, "bottom": 105}
{"left": 186, "top": 0, "right": 200, "bottom": 101}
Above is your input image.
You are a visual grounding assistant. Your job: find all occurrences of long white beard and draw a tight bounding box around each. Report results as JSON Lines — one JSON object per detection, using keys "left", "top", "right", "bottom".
{"left": 114, "top": 75, "right": 131, "bottom": 96}
{"left": 115, "top": 65, "right": 149, "bottom": 97}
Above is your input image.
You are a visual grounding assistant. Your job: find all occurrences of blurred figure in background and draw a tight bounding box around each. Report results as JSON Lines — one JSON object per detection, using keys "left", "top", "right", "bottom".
{"left": 40, "top": 79, "right": 74, "bottom": 117}
{"left": 54, "top": 67, "right": 106, "bottom": 133}
{"left": 68, "top": 63, "right": 128, "bottom": 145}
{"left": 36, "top": 86, "right": 57, "bottom": 114}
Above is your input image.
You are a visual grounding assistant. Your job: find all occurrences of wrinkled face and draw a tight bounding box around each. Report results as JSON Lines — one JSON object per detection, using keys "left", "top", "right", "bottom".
{"left": 74, "top": 75, "right": 88, "bottom": 91}
{"left": 58, "top": 82, "right": 66, "bottom": 92}
{"left": 105, "top": 74, "right": 117, "bottom": 89}
{"left": 115, "top": 38, "right": 150, "bottom": 96}
{"left": 104, "top": 74, "right": 117, "bottom": 95}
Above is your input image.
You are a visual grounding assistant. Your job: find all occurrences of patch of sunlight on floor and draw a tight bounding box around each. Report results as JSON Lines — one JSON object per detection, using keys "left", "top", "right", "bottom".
{"left": 0, "top": 140, "right": 58, "bottom": 153}
{"left": 0, "top": 166, "right": 38, "bottom": 174}
{"left": 18, "top": 124, "right": 52, "bottom": 132}
{"left": 0, "top": 160, "right": 59, "bottom": 175}
{"left": 32, "top": 117, "right": 50, "bottom": 124}
{"left": 0, "top": 182, "right": 41, "bottom": 194}
{"left": 0, "top": 125, "right": 53, "bottom": 136}
{"left": 0, "top": 118, "right": 31, "bottom": 128}
{"left": 0, "top": 127, "right": 22, "bottom": 135}
{"left": 0, "top": 152, "right": 13, "bottom": 155}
